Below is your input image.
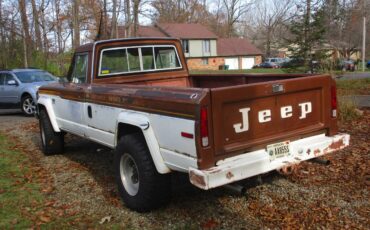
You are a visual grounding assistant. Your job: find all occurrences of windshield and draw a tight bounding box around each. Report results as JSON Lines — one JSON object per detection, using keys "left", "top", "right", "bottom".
{"left": 15, "top": 71, "right": 56, "bottom": 83}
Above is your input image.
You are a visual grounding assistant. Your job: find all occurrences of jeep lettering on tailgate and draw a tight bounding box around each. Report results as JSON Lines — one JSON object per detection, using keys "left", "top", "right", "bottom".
{"left": 234, "top": 102, "right": 312, "bottom": 133}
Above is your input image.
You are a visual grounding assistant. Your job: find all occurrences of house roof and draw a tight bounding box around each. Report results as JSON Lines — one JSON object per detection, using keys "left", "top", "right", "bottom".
{"left": 156, "top": 23, "right": 218, "bottom": 39}
{"left": 118, "top": 25, "right": 168, "bottom": 38}
{"left": 217, "top": 38, "right": 262, "bottom": 56}
{"left": 137, "top": 26, "right": 167, "bottom": 37}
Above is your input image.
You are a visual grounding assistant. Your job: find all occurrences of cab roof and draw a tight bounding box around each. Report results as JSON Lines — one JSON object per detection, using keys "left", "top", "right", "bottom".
{"left": 75, "top": 37, "right": 180, "bottom": 53}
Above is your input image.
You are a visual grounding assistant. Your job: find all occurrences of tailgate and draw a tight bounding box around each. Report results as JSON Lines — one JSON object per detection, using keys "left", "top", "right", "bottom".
{"left": 210, "top": 75, "right": 334, "bottom": 157}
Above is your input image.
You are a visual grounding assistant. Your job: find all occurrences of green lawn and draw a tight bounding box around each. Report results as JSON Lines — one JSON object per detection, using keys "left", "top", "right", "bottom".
{"left": 0, "top": 134, "right": 44, "bottom": 228}
{"left": 0, "top": 134, "right": 79, "bottom": 228}
{"left": 336, "top": 78, "right": 370, "bottom": 95}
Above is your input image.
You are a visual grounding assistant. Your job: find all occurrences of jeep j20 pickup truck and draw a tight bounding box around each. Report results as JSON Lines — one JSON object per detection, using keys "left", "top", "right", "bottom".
{"left": 36, "top": 38, "right": 349, "bottom": 212}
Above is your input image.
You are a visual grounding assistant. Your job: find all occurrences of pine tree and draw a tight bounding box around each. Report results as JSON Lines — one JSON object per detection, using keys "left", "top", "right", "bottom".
{"left": 287, "top": 0, "right": 327, "bottom": 72}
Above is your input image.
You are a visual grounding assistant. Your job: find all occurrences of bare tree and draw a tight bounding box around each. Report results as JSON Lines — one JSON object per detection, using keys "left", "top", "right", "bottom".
{"left": 132, "top": 0, "right": 141, "bottom": 36}
{"left": 222, "top": 0, "right": 254, "bottom": 37}
{"left": 151, "top": 0, "right": 210, "bottom": 24}
{"left": 19, "top": 0, "right": 32, "bottom": 67}
{"left": 40, "top": 0, "right": 49, "bottom": 54}
{"left": 110, "top": 0, "right": 118, "bottom": 38}
{"left": 255, "top": 0, "right": 294, "bottom": 56}
{"left": 31, "top": 0, "right": 43, "bottom": 51}
{"left": 125, "top": 0, "right": 132, "bottom": 37}
{"left": 73, "top": 0, "right": 80, "bottom": 48}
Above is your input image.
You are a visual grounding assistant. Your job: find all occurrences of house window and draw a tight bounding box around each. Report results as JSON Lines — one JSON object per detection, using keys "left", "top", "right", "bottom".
{"left": 202, "top": 58, "right": 208, "bottom": 65}
{"left": 182, "top": 40, "right": 189, "bottom": 53}
{"left": 203, "top": 40, "right": 210, "bottom": 53}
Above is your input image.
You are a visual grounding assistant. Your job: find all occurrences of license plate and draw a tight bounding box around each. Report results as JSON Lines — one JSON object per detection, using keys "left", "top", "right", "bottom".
{"left": 267, "top": 141, "right": 291, "bottom": 161}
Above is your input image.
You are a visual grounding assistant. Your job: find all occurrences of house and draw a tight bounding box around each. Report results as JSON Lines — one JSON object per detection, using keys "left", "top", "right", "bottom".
{"left": 118, "top": 23, "right": 262, "bottom": 70}
{"left": 278, "top": 43, "right": 361, "bottom": 61}
{"left": 217, "top": 38, "right": 263, "bottom": 70}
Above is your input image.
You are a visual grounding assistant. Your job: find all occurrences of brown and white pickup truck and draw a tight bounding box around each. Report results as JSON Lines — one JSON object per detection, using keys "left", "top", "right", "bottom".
{"left": 36, "top": 38, "right": 349, "bottom": 212}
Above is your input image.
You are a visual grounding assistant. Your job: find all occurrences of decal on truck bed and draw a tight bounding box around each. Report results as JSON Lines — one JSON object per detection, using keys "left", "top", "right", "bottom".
{"left": 233, "top": 102, "right": 312, "bottom": 134}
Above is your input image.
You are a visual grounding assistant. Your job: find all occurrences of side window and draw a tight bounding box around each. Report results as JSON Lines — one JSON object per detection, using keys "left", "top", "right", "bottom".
{"left": 155, "top": 47, "right": 180, "bottom": 69}
{"left": 4, "top": 74, "right": 15, "bottom": 85}
{"left": 0, "top": 73, "right": 5, "bottom": 85}
{"left": 71, "top": 54, "right": 88, "bottom": 83}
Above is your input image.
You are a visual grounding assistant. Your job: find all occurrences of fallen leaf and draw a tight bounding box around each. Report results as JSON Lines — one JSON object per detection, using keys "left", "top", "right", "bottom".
{"left": 39, "top": 215, "right": 51, "bottom": 223}
{"left": 99, "top": 216, "right": 112, "bottom": 224}
{"left": 201, "top": 219, "right": 219, "bottom": 229}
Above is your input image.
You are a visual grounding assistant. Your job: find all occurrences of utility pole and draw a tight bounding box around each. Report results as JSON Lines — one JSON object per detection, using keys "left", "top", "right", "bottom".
{"left": 362, "top": 0, "right": 366, "bottom": 72}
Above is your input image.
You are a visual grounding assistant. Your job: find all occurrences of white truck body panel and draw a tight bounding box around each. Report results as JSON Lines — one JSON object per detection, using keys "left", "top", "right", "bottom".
{"left": 38, "top": 92, "right": 198, "bottom": 174}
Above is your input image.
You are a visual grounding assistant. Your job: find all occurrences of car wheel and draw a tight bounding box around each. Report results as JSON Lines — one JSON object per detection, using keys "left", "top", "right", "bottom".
{"left": 39, "top": 109, "right": 64, "bottom": 155}
{"left": 114, "top": 133, "right": 171, "bottom": 212}
{"left": 21, "top": 95, "right": 36, "bottom": 116}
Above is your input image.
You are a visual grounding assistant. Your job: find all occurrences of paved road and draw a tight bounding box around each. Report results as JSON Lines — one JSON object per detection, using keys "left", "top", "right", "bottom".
{"left": 336, "top": 72, "right": 370, "bottom": 80}
{"left": 340, "top": 95, "right": 370, "bottom": 108}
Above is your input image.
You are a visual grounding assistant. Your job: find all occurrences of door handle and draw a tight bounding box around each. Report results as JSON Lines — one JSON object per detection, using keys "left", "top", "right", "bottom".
{"left": 87, "top": 105, "right": 92, "bottom": 118}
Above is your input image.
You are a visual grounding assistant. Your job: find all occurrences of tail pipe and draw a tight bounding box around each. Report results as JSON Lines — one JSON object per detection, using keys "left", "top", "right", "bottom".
{"left": 310, "top": 157, "right": 331, "bottom": 165}
{"left": 224, "top": 184, "right": 247, "bottom": 195}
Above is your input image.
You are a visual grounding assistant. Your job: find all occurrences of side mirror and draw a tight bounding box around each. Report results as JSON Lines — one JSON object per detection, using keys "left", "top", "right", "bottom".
{"left": 7, "top": 80, "right": 18, "bottom": 86}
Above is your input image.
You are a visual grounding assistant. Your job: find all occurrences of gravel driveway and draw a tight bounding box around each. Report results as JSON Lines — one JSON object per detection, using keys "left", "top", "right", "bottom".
{"left": 0, "top": 112, "right": 368, "bottom": 229}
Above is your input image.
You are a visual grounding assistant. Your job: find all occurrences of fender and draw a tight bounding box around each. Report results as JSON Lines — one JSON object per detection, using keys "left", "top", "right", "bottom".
{"left": 37, "top": 96, "right": 61, "bottom": 132}
{"left": 116, "top": 111, "right": 171, "bottom": 174}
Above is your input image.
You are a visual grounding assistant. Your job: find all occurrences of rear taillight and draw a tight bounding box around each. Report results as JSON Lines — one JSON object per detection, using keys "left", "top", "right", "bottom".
{"left": 331, "top": 85, "right": 337, "bottom": 117}
{"left": 200, "top": 107, "right": 209, "bottom": 147}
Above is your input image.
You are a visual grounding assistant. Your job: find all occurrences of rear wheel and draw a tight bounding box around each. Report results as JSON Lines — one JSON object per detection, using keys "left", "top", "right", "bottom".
{"left": 39, "top": 109, "right": 64, "bottom": 155}
{"left": 21, "top": 95, "right": 36, "bottom": 116}
{"left": 114, "top": 133, "right": 171, "bottom": 212}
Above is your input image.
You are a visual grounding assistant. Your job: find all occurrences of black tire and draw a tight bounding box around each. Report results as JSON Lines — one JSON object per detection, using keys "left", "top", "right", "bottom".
{"left": 39, "top": 109, "right": 64, "bottom": 155}
{"left": 114, "top": 133, "right": 171, "bottom": 212}
{"left": 21, "top": 95, "right": 36, "bottom": 116}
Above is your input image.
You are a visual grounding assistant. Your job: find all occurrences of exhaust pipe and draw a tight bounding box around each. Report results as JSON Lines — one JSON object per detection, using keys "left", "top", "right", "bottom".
{"left": 310, "top": 157, "right": 330, "bottom": 165}
{"left": 224, "top": 184, "right": 247, "bottom": 195}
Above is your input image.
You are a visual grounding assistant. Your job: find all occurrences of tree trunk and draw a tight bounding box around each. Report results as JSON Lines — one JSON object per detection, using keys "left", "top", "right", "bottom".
{"left": 101, "top": 0, "right": 108, "bottom": 40}
{"left": 31, "top": 0, "right": 42, "bottom": 51}
{"left": 0, "top": 0, "right": 6, "bottom": 68}
{"left": 19, "top": 0, "right": 32, "bottom": 67}
{"left": 125, "top": 0, "right": 131, "bottom": 37}
{"left": 304, "top": 0, "right": 311, "bottom": 68}
{"left": 73, "top": 0, "right": 80, "bottom": 48}
{"left": 266, "top": 27, "right": 272, "bottom": 57}
{"left": 132, "top": 0, "right": 141, "bottom": 37}
{"left": 54, "top": 0, "right": 63, "bottom": 54}
{"left": 110, "top": 0, "right": 117, "bottom": 38}
{"left": 40, "top": 0, "right": 49, "bottom": 68}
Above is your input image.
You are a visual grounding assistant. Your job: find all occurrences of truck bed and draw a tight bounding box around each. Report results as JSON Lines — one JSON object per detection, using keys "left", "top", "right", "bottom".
{"left": 187, "top": 74, "right": 338, "bottom": 169}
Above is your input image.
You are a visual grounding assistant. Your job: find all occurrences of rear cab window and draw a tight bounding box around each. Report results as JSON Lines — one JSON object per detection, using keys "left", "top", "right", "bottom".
{"left": 98, "top": 45, "right": 182, "bottom": 77}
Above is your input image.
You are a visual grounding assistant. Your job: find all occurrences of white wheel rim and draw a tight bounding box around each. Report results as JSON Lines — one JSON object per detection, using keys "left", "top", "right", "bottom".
{"left": 120, "top": 153, "right": 139, "bottom": 196}
{"left": 23, "top": 98, "right": 36, "bottom": 115}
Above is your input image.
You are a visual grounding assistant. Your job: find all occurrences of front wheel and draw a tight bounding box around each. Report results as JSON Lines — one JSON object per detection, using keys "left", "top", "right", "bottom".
{"left": 39, "top": 109, "right": 64, "bottom": 155}
{"left": 21, "top": 95, "right": 36, "bottom": 116}
{"left": 114, "top": 133, "right": 171, "bottom": 212}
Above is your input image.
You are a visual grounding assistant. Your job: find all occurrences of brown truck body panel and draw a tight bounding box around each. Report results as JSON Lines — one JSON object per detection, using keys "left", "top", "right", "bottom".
{"left": 40, "top": 38, "right": 340, "bottom": 170}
